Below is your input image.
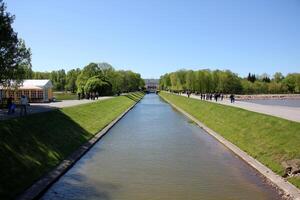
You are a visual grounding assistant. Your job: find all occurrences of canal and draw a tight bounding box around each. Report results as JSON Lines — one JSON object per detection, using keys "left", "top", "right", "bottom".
{"left": 42, "top": 94, "right": 281, "bottom": 200}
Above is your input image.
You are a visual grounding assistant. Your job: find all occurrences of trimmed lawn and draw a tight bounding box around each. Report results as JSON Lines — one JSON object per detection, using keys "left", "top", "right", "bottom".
{"left": 159, "top": 92, "right": 300, "bottom": 188}
{"left": 53, "top": 92, "right": 77, "bottom": 100}
{"left": 0, "top": 92, "right": 144, "bottom": 199}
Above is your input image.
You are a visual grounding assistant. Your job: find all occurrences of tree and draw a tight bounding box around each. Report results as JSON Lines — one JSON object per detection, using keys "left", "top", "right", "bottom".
{"left": 0, "top": 1, "right": 31, "bottom": 86}
{"left": 273, "top": 72, "right": 284, "bottom": 83}
{"left": 33, "top": 71, "right": 50, "bottom": 79}
{"left": 84, "top": 76, "right": 112, "bottom": 96}
{"left": 185, "top": 70, "right": 195, "bottom": 91}
{"left": 76, "top": 63, "right": 100, "bottom": 94}
{"left": 283, "top": 73, "right": 300, "bottom": 93}
{"left": 66, "top": 68, "right": 80, "bottom": 93}
{"left": 50, "top": 69, "right": 66, "bottom": 91}
{"left": 76, "top": 62, "right": 144, "bottom": 95}
{"left": 111, "top": 71, "right": 124, "bottom": 94}
{"left": 247, "top": 73, "right": 256, "bottom": 83}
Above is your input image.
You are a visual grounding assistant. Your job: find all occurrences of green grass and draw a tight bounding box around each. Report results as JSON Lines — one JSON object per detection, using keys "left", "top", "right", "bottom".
{"left": 288, "top": 177, "right": 300, "bottom": 188}
{"left": 159, "top": 91, "right": 300, "bottom": 188}
{"left": 53, "top": 92, "right": 77, "bottom": 100}
{"left": 0, "top": 92, "right": 144, "bottom": 199}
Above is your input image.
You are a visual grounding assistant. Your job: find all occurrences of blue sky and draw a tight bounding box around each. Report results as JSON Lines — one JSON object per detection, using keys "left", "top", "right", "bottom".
{"left": 5, "top": 0, "right": 300, "bottom": 78}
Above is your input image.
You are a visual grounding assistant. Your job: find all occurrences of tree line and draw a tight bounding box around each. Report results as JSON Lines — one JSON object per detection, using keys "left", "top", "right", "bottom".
{"left": 23, "top": 63, "right": 145, "bottom": 95}
{"left": 159, "top": 70, "right": 300, "bottom": 94}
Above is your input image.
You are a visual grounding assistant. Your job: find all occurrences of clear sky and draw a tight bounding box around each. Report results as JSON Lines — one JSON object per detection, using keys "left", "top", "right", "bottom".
{"left": 5, "top": 0, "right": 300, "bottom": 78}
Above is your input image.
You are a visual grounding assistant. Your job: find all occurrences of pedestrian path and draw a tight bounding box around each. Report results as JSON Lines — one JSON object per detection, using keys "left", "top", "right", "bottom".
{"left": 0, "top": 97, "right": 113, "bottom": 121}
{"left": 180, "top": 93, "right": 300, "bottom": 123}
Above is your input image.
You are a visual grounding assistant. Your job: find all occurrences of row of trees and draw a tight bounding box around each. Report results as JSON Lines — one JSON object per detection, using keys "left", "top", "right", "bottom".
{"left": 75, "top": 62, "right": 144, "bottom": 95}
{"left": 159, "top": 70, "right": 300, "bottom": 94}
{"left": 24, "top": 62, "right": 145, "bottom": 95}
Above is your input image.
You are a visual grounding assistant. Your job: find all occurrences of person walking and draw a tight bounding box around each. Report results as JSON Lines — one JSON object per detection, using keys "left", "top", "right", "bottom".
{"left": 214, "top": 93, "right": 218, "bottom": 102}
{"left": 7, "top": 96, "right": 13, "bottom": 114}
{"left": 230, "top": 94, "right": 235, "bottom": 103}
{"left": 20, "top": 95, "right": 28, "bottom": 116}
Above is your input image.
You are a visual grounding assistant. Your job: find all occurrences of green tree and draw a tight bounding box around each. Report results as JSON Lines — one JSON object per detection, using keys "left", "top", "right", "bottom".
{"left": 33, "top": 71, "right": 51, "bottom": 79}
{"left": 185, "top": 70, "right": 195, "bottom": 91}
{"left": 283, "top": 73, "right": 300, "bottom": 93}
{"left": 84, "top": 76, "right": 112, "bottom": 96}
{"left": 66, "top": 68, "right": 80, "bottom": 93}
{"left": 76, "top": 63, "right": 100, "bottom": 94}
{"left": 0, "top": 1, "right": 31, "bottom": 86}
{"left": 273, "top": 72, "right": 284, "bottom": 83}
{"left": 50, "top": 69, "right": 66, "bottom": 91}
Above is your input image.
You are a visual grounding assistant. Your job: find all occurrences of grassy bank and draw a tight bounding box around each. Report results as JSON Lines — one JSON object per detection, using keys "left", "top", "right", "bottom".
{"left": 159, "top": 92, "right": 300, "bottom": 188}
{"left": 0, "top": 92, "right": 144, "bottom": 199}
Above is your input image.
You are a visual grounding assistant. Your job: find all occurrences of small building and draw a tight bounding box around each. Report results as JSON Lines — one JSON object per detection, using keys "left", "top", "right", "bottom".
{"left": 0, "top": 79, "right": 53, "bottom": 103}
{"left": 144, "top": 79, "right": 159, "bottom": 93}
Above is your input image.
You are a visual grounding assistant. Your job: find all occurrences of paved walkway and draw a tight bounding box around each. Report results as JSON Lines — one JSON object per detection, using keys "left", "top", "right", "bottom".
{"left": 0, "top": 97, "right": 113, "bottom": 121}
{"left": 179, "top": 93, "right": 300, "bottom": 123}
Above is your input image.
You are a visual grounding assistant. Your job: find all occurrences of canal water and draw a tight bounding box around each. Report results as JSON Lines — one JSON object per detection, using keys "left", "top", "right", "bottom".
{"left": 42, "top": 94, "right": 281, "bottom": 200}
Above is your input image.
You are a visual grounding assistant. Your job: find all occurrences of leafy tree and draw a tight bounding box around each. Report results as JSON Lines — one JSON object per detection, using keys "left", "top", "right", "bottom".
{"left": 159, "top": 73, "right": 171, "bottom": 90}
{"left": 185, "top": 70, "right": 195, "bottom": 91}
{"left": 283, "top": 73, "right": 300, "bottom": 93}
{"left": 273, "top": 72, "right": 284, "bottom": 83}
{"left": 33, "top": 71, "right": 50, "bottom": 79}
{"left": 76, "top": 63, "right": 100, "bottom": 94}
{"left": 84, "top": 76, "right": 112, "bottom": 96}
{"left": 66, "top": 68, "right": 80, "bottom": 93}
{"left": 76, "top": 62, "right": 144, "bottom": 95}
{"left": 0, "top": 1, "right": 31, "bottom": 86}
{"left": 50, "top": 69, "right": 66, "bottom": 91}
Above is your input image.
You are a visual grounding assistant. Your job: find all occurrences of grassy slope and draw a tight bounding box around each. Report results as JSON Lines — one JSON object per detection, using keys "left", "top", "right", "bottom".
{"left": 159, "top": 92, "right": 300, "bottom": 188}
{"left": 0, "top": 92, "right": 144, "bottom": 199}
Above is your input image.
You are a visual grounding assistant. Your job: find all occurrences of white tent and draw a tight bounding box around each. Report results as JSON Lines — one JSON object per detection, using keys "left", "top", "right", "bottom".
{"left": 0, "top": 79, "right": 53, "bottom": 102}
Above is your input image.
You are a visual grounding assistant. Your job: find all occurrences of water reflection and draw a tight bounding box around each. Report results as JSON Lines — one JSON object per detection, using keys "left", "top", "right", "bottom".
{"left": 42, "top": 94, "right": 281, "bottom": 200}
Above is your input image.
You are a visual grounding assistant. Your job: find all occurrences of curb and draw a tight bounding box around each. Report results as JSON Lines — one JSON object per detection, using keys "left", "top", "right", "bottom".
{"left": 17, "top": 95, "right": 144, "bottom": 200}
{"left": 160, "top": 94, "right": 300, "bottom": 200}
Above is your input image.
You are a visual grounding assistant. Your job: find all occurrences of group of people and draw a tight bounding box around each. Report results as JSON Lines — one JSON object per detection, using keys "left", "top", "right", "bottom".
{"left": 7, "top": 95, "right": 29, "bottom": 116}
{"left": 183, "top": 91, "right": 235, "bottom": 103}
{"left": 199, "top": 93, "right": 224, "bottom": 102}
{"left": 77, "top": 92, "right": 100, "bottom": 100}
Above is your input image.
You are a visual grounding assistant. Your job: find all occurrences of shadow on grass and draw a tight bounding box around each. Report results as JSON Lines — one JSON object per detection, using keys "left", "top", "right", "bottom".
{"left": 0, "top": 110, "right": 93, "bottom": 199}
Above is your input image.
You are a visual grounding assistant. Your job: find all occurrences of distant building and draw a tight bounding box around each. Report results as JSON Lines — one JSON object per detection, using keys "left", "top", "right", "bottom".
{"left": 144, "top": 79, "right": 159, "bottom": 93}
{"left": 0, "top": 79, "right": 53, "bottom": 103}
